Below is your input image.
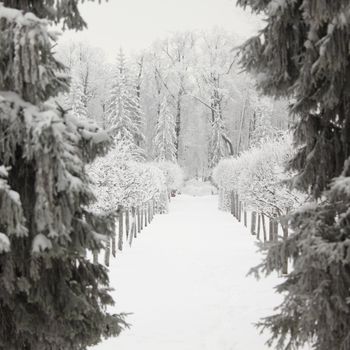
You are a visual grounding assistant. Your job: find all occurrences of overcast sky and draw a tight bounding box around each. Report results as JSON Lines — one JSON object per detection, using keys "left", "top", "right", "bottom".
{"left": 60, "top": 0, "right": 262, "bottom": 60}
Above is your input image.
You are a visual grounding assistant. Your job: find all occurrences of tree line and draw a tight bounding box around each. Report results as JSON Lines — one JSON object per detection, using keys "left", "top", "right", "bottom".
{"left": 56, "top": 30, "right": 291, "bottom": 177}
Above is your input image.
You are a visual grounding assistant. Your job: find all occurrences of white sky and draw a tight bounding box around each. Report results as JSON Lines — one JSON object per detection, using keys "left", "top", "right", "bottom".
{"left": 60, "top": 0, "right": 262, "bottom": 60}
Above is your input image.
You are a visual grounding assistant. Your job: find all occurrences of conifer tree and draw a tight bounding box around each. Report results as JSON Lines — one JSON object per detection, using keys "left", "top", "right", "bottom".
{"left": 70, "top": 65, "right": 89, "bottom": 119}
{"left": 249, "top": 109, "right": 276, "bottom": 148}
{"left": 130, "top": 56, "right": 145, "bottom": 147}
{"left": 105, "top": 49, "right": 144, "bottom": 147}
{"left": 0, "top": 2, "right": 126, "bottom": 349}
{"left": 132, "top": 87, "right": 144, "bottom": 146}
{"left": 238, "top": 1, "right": 350, "bottom": 349}
{"left": 154, "top": 98, "right": 177, "bottom": 162}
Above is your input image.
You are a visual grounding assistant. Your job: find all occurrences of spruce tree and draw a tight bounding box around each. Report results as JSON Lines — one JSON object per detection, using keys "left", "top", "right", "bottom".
{"left": 132, "top": 86, "right": 144, "bottom": 147}
{"left": 130, "top": 56, "right": 145, "bottom": 148}
{"left": 154, "top": 98, "right": 177, "bottom": 162}
{"left": 0, "top": 2, "right": 126, "bottom": 349}
{"left": 105, "top": 49, "right": 144, "bottom": 147}
{"left": 249, "top": 109, "right": 276, "bottom": 148}
{"left": 237, "top": 1, "right": 350, "bottom": 349}
{"left": 67, "top": 65, "right": 89, "bottom": 119}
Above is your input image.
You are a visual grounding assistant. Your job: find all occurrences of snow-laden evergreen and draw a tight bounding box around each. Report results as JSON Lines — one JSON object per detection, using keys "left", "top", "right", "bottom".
{"left": 248, "top": 108, "right": 277, "bottom": 148}
{"left": 129, "top": 56, "right": 145, "bottom": 148}
{"left": 69, "top": 64, "right": 89, "bottom": 119}
{"left": 153, "top": 98, "right": 177, "bottom": 162}
{"left": 0, "top": 3, "right": 126, "bottom": 349}
{"left": 237, "top": 1, "right": 350, "bottom": 348}
{"left": 55, "top": 60, "right": 89, "bottom": 119}
{"left": 105, "top": 49, "right": 144, "bottom": 149}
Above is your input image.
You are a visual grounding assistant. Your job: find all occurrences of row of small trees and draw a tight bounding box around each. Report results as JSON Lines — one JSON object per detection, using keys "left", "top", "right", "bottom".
{"left": 88, "top": 138, "right": 184, "bottom": 265}
{"left": 213, "top": 135, "right": 304, "bottom": 272}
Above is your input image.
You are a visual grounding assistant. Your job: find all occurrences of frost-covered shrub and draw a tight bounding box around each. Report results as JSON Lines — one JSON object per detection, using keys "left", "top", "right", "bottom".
{"left": 213, "top": 135, "right": 304, "bottom": 217}
{"left": 212, "top": 158, "right": 242, "bottom": 210}
{"left": 136, "top": 162, "right": 169, "bottom": 212}
{"left": 88, "top": 138, "right": 168, "bottom": 213}
{"left": 153, "top": 161, "right": 184, "bottom": 194}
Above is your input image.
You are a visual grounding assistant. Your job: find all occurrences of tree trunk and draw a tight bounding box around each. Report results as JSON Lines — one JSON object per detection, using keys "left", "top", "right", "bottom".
{"left": 282, "top": 223, "right": 289, "bottom": 275}
{"left": 93, "top": 250, "right": 98, "bottom": 264}
{"left": 238, "top": 201, "right": 242, "bottom": 222}
{"left": 231, "top": 191, "right": 235, "bottom": 216}
{"left": 125, "top": 209, "right": 129, "bottom": 240}
{"left": 140, "top": 205, "right": 144, "bottom": 231}
{"left": 261, "top": 214, "right": 267, "bottom": 242}
{"left": 144, "top": 206, "right": 148, "bottom": 227}
{"left": 247, "top": 111, "right": 257, "bottom": 148}
{"left": 128, "top": 207, "right": 134, "bottom": 246}
{"left": 150, "top": 201, "right": 153, "bottom": 222}
{"left": 251, "top": 211, "right": 257, "bottom": 235}
{"left": 269, "top": 217, "right": 274, "bottom": 241}
{"left": 118, "top": 208, "right": 123, "bottom": 251}
{"left": 111, "top": 217, "right": 116, "bottom": 257}
{"left": 236, "top": 92, "right": 249, "bottom": 154}
{"left": 135, "top": 56, "right": 144, "bottom": 147}
{"left": 137, "top": 207, "right": 141, "bottom": 233}
{"left": 257, "top": 213, "right": 261, "bottom": 240}
{"left": 222, "top": 134, "right": 234, "bottom": 156}
{"left": 274, "top": 219, "right": 279, "bottom": 241}
{"left": 148, "top": 202, "right": 151, "bottom": 224}
{"left": 219, "top": 187, "right": 224, "bottom": 210}
{"left": 111, "top": 218, "right": 116, "bottom": 257}
{"left": 104, "top": 238, "right": 110, "bottom": 266}
{"left": 235, "top": 193, "right": 239, "bottom": 219}
{"left": 175, "top": 90, "right": 182, "bottom": 160}
{"left": 132, "top": 207, "right": 138, "bottom": 238}
{"left": 244, "top": 206, "right": 247, "bottom": 227}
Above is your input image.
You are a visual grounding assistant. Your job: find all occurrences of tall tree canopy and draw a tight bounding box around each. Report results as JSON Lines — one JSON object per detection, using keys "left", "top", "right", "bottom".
{"left": 237, "top": 1, "right": 350, "bottom": 349}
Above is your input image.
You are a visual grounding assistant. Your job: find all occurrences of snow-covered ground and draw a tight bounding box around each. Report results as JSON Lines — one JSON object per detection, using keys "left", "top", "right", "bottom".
{"left": 92, "top": 195, "right": 308, "bottom": 350}
{"left": 181, "top": 179, "right": 217, "bottom": 196}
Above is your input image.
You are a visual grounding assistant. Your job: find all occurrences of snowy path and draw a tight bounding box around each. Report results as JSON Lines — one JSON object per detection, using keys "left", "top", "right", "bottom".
{"left": 92, "top": 195, "right": 285, "bottom": 350}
